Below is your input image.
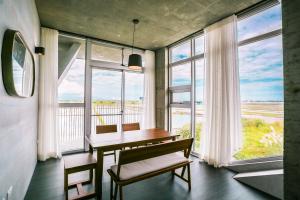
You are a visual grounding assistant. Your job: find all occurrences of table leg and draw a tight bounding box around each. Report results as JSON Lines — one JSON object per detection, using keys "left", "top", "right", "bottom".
{"left": 89, "top": 144, "right": 93, "bottom": 154}
{"left": 96, "top": 149, "right": 104, "bottom": 200}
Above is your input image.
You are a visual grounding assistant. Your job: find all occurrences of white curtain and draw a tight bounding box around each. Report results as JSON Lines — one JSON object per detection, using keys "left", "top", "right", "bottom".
{"left": 142, "top": 50, "right": 156, "bottom": 129}
{"left": 200, "top": 15, "right": 242, "bottom": 167}
{"left": 37, "top": 27, "right": 61, "bottom": 161}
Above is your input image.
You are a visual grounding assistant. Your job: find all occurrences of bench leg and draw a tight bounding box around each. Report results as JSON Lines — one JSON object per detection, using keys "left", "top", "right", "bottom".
{"left": 110, "top": 176, "right": 113, "bottom": 200}
{"left": 181, "top": 166, "right": 186, "bottom": 178}
{"left": 114, "top": 150, "right": 117, "bottom": 163}
{"left": 114, "top": 183, "right": 118, "bottom": 200}
{"left": 119, "top": 186, "right": 123, "bottom": 200}
{"left": 89, "top": 168, "right": 93, "bottom": 183}
{"left": 187, "top": 164, "right": 191, "bottom": 191}
{"left": 64, "top": 170, "right": 68, "bottom": 200}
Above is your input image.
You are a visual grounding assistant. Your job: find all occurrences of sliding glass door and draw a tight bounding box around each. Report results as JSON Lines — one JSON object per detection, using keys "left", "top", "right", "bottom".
{"left": 90, "top": 68, "right": 144, "bottom": 134}
{"left": 91, "top": 68, "right": 123, "bottom": 133}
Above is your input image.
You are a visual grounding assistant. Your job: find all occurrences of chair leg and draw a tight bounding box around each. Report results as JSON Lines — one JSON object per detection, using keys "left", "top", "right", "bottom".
{"left": 181, "top": 166, "right": 186, "bottom": 178}
{"left": 64, "top": 170, "right": 68, "bottom": 200}
{"left": 187, "top": 164, "right": 191, "bottom": 191}
{"left": 110, "top": 176, "right": 113, "bottom": 200}
{"left": 114, "top": 150, "right": 117, "bottom": 163}
{"left": 89, "top": 168, "right": 93, "bottom": 183}
{"left": 119, "top": 186, "right": 123, "bottom": 200}
{"left": 114, "top": 183, "right": 118, "bottom": 200}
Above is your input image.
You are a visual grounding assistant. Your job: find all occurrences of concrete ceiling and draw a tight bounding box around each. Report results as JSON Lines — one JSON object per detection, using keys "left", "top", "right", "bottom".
{"left": 35, "top": 0, "right": 261, "bottom": 50}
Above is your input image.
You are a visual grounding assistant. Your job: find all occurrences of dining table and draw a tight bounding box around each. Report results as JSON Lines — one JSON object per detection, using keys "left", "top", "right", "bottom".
{"left": 85, "top": 128, "right": 179, "bottom": 200}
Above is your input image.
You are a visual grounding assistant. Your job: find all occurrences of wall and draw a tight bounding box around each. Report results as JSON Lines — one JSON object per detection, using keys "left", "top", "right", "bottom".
{"left": 0, "top": 0, "right": 40, "bottom": 199}
{"left": 155, "top": 48, "right": 168, "bottom": 130}
{"left": 282, "top": 1, "right": 300, "bottom": 199}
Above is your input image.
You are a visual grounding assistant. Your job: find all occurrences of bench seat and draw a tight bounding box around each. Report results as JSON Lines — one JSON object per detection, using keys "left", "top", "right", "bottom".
{"left": 111, "top": 152, "right": 188, "bottom": 180}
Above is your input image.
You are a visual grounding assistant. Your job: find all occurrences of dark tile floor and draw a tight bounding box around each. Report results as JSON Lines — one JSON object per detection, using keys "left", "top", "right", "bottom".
{"left": 25, "top": 154, "right": 277, "bottom": 200}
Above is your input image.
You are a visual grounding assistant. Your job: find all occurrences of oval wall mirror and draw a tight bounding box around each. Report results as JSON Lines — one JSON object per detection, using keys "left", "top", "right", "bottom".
{"left": 1, "top": 29, "right": 35, "bottom": 97}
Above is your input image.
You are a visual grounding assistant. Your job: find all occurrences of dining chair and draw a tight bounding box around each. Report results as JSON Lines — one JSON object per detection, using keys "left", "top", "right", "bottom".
{"left": 122, "top": 123, "right": 140, "bottom": 132}
{"left": 121, "top": 123, "right": 141, "bottom": 149}
{"left": 96, "top": 124, "right": 118, "bottom": 163}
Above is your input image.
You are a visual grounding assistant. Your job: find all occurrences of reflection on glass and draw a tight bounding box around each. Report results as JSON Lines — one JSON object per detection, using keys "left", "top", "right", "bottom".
{"left": 195, "top": 59, "right": 204, "bottom": 153}
{"left": 12, "top": 35, "right": 34, "bottom": 97}
{"left": 91, "top": 44, "right": 122, "bottom": 63}
{"left": 234, "top": 35, "right": 284, "bottom": 160}
{"left": 172, "top": 92, "right": 190, "bottom": 103}
{"left": 195, "top": 36, "right": 204, "bottom": 55}
{"left": 171, "top": 62, "right": 191, "bottom": 86}
{"left": 238, "top": 5, "right": 282, "bottom": 41}
{"left": 171, "top": 108, "right": 191, "bottom": 139}
{"left": 171, "top": 41, "right": 191, "bottom": 63}
{"left": 124, "top": 72, "right": 144, "bottom": 123}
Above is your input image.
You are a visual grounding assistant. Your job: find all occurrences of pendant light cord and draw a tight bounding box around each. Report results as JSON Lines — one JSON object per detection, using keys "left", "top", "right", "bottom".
{"left": 131, "top": 22, "right": 136, "bottom": 54}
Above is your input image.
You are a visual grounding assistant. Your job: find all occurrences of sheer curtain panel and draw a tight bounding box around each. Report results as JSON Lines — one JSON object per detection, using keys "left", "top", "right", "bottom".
{"left": 141, "top": 50, "right": 156, "bottom": 129}
{"left": 200, "top": 15, "right": 242, "bottom": 167}
{"left": 37, "top": 27, "right": 61, "bottom": 161}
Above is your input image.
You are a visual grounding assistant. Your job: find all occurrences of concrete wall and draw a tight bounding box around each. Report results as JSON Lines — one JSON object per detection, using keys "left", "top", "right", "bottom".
{"left": 282, "top": 1, "right": 300, "bottom": 199}
{"left": 0, "top": 0, "right": 40, "bottom": 199}
{"left": 155, "top": 48, "right": 168, "bottom": 130}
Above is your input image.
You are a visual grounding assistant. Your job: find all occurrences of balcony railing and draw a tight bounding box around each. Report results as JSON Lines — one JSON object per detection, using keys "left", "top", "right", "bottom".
{"left": 57, "top": 102, "right": 143, "bottom": 152}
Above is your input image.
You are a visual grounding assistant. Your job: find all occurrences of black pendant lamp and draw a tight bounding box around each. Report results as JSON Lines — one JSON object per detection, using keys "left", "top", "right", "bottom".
{"left": 128, "top": 19, "right": 142, "bottom": 70}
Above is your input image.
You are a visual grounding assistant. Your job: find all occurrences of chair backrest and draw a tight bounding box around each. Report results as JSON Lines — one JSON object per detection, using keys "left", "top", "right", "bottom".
{"left": 96, "top": 124, "right": 117, "bottom": 134}
{"left": 122, "top": 123, "right": 140, "bottom": 132}
{"left": 117, "top": 138, "right": 193, "bottom": 176}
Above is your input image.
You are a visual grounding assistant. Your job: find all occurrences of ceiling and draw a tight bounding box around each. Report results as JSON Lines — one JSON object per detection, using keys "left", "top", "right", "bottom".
{"left": 35, "top": 0, "right": 261, "bottom": 50}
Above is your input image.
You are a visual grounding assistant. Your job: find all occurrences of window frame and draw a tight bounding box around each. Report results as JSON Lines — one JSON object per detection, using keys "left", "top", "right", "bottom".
{"left": 236, "top": 1, "right": 283, "bottom": 161}
{"left": 168, "top": 33, "right": 204, "bottom": 155}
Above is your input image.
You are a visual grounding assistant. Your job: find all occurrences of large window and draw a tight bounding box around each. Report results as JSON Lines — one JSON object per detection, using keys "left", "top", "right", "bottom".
{"left": 169, "top": 35, "right": 204, "bottom": 154}
{"left": 57, "top": 36, "right": 144, "bottom": 153}
{"left": 234, "top": 3, "right": 283, "bottom": 160}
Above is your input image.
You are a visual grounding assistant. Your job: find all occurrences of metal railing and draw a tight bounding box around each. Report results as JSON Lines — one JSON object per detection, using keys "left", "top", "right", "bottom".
{"left": 57, "top": 102, "right": 143, "bottom": 152}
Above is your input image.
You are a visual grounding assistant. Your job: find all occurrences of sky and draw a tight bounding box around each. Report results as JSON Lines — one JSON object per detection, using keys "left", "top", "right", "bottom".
{"left": 59, "top": 4, "right": 283, "bottom": 103}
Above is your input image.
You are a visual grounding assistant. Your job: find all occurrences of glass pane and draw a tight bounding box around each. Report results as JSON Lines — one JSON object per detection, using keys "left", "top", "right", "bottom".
{"left": 91, "top": 69, "right": 122, "bottom": 114}
{"left": 57, "top": 36, "right": 85, "bottom": 152}
{"left": 124, "top": 72, "right": 144, "bottom": 124}
{"left": 171, "top": 41, "right": 191, "bottom": 63}
{"left": 238, "top": 5, "right": 282, "bottom": 41}
{"left": 91, "top": 44, "right": 122, "bottom": 63}
{"left": 91, "top": 115, "right": 122, "bottom": 134}
{"left": 91, "top": 69, "right": 122, "bottom": 134}
{"left": 195, "top": 59, "right": 204, "bottom": 153}
{"left": 234, "top": 35, "right": 284, "bottom": 160}
{"left": 195, "top": 36, "right": 204, "bottom": 55}
{"left": 172, "top": 92, "right": 190, "bottom": 103}
{"left": 171, "top": 62, "right": 191, "bottom": 86}
{"left": 171, "top": 108, "right": 191, "bottom": 139}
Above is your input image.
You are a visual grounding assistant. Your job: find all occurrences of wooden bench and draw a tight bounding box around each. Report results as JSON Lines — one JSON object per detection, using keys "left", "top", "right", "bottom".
{"left": 63, "top": 153, "right": 97, "bottom": 200}
{"left": 107, "top": 138, "right": 194, "bottom": 200}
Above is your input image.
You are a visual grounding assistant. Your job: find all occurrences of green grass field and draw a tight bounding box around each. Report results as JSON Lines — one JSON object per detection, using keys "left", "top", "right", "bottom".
{"left": 176, "top": 118, "right": 283, "bottom": 160}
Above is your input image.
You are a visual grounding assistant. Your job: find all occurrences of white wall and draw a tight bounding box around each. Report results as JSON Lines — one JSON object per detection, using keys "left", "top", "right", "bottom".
{"left": 0, "top": 0, "right": 40, "bottom": 199}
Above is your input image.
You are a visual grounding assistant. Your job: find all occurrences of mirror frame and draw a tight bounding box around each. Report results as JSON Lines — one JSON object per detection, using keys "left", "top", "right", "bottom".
{"left": 1, "top": 29, "right": 35, "bottom": 97}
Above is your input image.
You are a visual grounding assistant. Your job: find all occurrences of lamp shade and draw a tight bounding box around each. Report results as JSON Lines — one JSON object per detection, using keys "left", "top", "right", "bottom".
{"left": 128, "top": 54, "right": 142, "bottom": 70}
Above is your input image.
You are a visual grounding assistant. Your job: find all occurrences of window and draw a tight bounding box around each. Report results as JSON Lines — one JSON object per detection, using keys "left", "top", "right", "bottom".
{"left": 171, "top": 62, "right": 191, "bottom": 86}
{"left": 171, "top": 41, "right": 191, "bottom": 63}
{"left": 169, "top": 34, "right": 204, "bottom": 154}
{"left": 234, "top": 3, "right": 283, "bottom": 160}
{"left": 57, "top": 35, "right": 86, "bottom": 152}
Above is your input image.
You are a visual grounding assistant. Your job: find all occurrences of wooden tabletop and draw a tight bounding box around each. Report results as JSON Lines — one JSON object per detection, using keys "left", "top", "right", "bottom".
{"left": 86, "top": 128, "right": 179, "bottom": 151}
